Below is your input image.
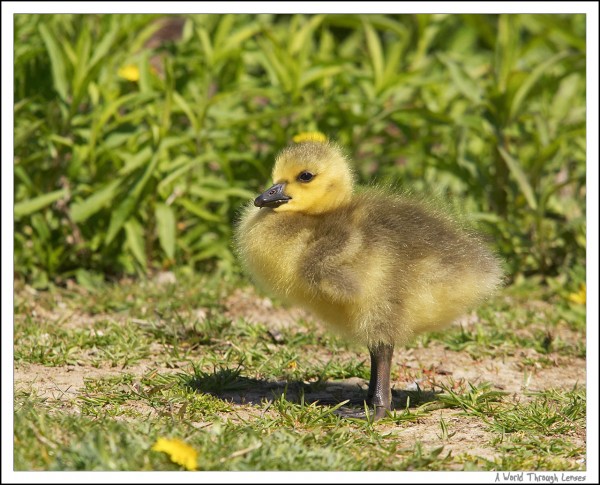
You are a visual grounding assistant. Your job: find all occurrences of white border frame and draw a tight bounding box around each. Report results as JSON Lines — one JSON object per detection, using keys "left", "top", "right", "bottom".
{"left": 2, "top": 2, "right": 598, "bottom": 484}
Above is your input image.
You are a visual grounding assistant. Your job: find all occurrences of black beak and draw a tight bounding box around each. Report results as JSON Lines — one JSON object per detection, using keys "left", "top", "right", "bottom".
{"left": 254, "top": 183, "right": 291, "bottom": 208}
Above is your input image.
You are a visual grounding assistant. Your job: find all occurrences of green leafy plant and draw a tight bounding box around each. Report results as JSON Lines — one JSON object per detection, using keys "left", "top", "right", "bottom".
{"left": 14, "top": 14, "right": 586, "bottom": 285}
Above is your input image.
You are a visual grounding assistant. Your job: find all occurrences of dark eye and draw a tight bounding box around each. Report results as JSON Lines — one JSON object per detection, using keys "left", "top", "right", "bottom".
{"left": 298, "top": 171, "right": 314, "bottom": 182}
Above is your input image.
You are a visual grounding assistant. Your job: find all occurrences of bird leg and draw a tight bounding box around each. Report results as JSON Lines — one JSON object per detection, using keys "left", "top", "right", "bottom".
{"left": 366, "top": 342, "right": 394, "bottom": 420}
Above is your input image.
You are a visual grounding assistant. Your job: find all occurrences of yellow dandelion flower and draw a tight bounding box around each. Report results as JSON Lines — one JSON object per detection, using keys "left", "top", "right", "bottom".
{"left": 293, "top": 131, "right": 327, "bottom": 143}
{"left": 151, "top": 437, "right": 198, "bottom": 471}
{"left": 568, "top": 283, "right": 586, "bottom": 305}
{"left": 118, "top": 64, "right": 140, "bottom": 82}
{"left": 288, "top": 360, "right": 297, "bottom": 369}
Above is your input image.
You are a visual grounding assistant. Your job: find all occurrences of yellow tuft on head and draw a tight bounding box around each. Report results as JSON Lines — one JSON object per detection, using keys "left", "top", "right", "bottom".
{"left": 292, "top": 131, "right": 328, "bottom": 144}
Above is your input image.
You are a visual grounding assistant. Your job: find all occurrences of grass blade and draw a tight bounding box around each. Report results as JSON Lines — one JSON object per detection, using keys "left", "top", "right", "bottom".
{"left": 510, "top": 51, "right": 570, "bottom": 121}
{"left": 498, "top": 146, "right": 537, "bottom": 210}
{"left": 38, "top": 24, "right": 68, "bottom": 101}
{"left": 70, "top": 180, "right": 121, "bottom": 223}
{"left": 155, "top": 203, "right": 176, "bottom": 260}
{"left": 177, "top": 198, "right": 222, "bottom": 223}
{"left": 437, "top": 53, "right": 482, "bottom": 104}
{"left": 105, "top": 149, "right": 161, "bottom": 246}
{"left": 290, "top": 15, "right": 325, "bottom": 55}
{"left": 494, "top": 14, "right": 519, "bottom": 93}
{"left": 124, "top": 219, "right": 147, "bottom": 269}
{"left": 362, "top": 19, "right": 384, "bottom": 94}
{"left": 14, "top": 189, "right": 68, "bottom": 218}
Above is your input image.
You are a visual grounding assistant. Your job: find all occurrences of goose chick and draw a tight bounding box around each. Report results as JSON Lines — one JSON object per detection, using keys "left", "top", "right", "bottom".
{"left": 235, "top": 138, "right": 503, "bottom": 419}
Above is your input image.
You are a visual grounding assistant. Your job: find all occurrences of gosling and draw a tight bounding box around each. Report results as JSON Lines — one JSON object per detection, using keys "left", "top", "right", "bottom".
{"left": 235, "top": 137, "right": 503, "bottom": 420}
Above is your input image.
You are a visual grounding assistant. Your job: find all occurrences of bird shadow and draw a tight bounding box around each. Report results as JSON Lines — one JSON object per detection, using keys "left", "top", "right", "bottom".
{"left": 184, "top": 367, "right": 439, "bottom": 419}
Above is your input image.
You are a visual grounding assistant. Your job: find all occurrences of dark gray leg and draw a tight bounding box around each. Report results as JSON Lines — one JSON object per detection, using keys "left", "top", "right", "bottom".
{"left": 366, "top": 342, "right": 394, "bottom": 420}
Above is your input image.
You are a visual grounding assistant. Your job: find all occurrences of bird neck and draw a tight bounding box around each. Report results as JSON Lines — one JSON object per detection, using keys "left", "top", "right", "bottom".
{"left": 309, "top": 183, "right": 353, "bottom": 215}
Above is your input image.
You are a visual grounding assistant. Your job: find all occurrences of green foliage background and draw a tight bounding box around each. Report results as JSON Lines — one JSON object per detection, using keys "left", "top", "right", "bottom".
{"left": 13, "top": 14, "right": 586, "bottom": 288}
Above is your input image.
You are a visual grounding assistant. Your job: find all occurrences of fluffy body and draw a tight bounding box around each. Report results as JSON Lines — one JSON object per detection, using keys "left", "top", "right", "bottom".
{"left": 235, "top": 141, "right": 503, "bottom": 348}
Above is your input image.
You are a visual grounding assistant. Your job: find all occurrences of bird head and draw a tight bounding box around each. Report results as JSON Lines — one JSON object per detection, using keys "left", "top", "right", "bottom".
{"left": 254, "top": 137, "right": 355, "bottom": 215}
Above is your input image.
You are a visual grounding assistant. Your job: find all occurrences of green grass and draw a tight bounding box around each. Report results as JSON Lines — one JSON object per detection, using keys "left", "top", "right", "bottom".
{"left": 13, "top": 272, "right": 586, "bottom": 471}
